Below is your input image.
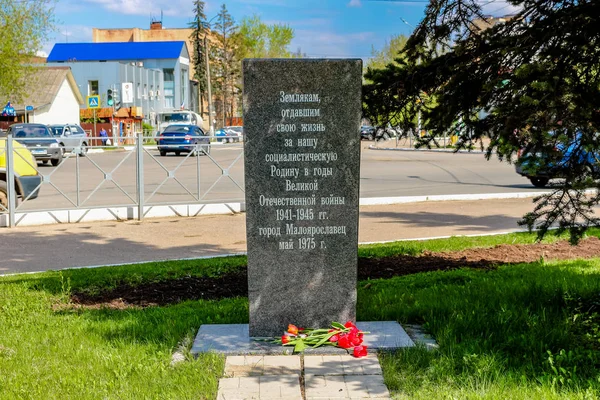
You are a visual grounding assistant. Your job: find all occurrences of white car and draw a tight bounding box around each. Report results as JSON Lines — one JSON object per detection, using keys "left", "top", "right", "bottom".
{"left": 49, "top": 124, "right": 89, "bottom": 156}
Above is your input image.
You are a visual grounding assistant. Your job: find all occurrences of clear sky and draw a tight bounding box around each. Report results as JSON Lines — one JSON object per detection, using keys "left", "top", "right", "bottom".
{"left": 48, "top": 0, "right": 518, "bottom": 60}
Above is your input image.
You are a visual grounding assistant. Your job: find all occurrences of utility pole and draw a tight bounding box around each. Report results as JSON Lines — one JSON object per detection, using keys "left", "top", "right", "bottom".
{"left": 204, "top": 35, "right": 214, "bottom": 135}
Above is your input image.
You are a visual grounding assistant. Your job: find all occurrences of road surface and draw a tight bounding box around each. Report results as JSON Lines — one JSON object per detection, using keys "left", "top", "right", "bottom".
{"left": 13, "top": 143, "right": 540, "bottom": 212}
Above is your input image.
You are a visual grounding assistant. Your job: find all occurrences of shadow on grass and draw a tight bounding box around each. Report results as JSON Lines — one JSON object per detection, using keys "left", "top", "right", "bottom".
{"left": 52, "top": 297, "right": 250, "bottom": 348}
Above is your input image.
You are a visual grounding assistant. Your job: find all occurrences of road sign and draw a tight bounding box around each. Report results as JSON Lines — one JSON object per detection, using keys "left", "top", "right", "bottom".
{"left": 122, "top": 82, "right": 133, "bottom": 104}
{"left": 87, "top": 95, "right": 100, "bottom": 109}
{"left": 25, "top": 105, "right": 34, "bottom": 111}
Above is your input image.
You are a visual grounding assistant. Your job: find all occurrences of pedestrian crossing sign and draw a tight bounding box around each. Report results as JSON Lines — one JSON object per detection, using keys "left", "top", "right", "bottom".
{"left": 87, "top": 95, "right": 100, "bottom": 109}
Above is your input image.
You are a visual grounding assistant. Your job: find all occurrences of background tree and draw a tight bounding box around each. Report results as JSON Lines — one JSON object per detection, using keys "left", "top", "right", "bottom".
{"left": 237, "top": 15, "right": 294, "bottom": 59}
{"left": 188, "top": 0, "right": 207, "bottom": 116}
{"left": 366, "top": 34, "right": 408, "bottom": 72}
{"left": 363, "top": 0, "right": 600, "bottom": 242}
{"left": 0, "top": 0, "right": 56, "bottom": 102}
{"left": 212, "top": 4, "right": 238, "bottom": 127}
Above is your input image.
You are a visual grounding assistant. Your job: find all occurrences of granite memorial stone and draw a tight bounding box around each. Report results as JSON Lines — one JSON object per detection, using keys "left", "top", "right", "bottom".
{"left": 243, "top": 58, "right": 362, "bottom": 337}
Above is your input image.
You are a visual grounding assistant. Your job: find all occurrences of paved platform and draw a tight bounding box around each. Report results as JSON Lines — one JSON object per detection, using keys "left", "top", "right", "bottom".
{"left": 218, "top": 354, "right": 390, "bottom": 400}
{"left": 192, "top": 322, "right": 414, "bottom": 356}
{"left": 0, "top": 197, "right": 541, "bottom": 275}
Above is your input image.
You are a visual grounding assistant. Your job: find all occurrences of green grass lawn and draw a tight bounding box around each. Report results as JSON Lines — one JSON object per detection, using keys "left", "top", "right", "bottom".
{"left": 1, "top": 231, "right": 600, "bottom": 399}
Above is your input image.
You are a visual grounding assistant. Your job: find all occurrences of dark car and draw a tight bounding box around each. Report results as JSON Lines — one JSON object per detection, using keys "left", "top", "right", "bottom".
{"left": 157, "top": 124, "right": 211, "bottom": 156}
{"left": 360, "top": 126, "right": 376, "bottom": 141}
{"left": 7, "top": 124, "right": 63, "bottom": 166}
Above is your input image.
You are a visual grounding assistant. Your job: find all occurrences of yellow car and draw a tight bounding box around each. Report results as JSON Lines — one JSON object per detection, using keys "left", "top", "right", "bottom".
{"left": 0, "top": 137, "right": 42, "bottom": 209}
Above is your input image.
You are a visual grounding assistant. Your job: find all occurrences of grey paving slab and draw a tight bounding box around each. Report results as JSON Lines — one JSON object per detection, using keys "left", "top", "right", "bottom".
{"left": 304, "top": 355, "right": 345, "bottom": 376}
{"left": 305, "top": 374, "right": 390, "bottom": 399}
{"left": 192, "top": 321, "right": 414, "bottom": 356}
{"left": 304, "top": 355, "right": 382, "bottom": 376}
{"left": 403, "top": 324, "right": 439, "bottom": 351}
{"left": 219, "top": 353, "right": 390, "bottom": 399}
{"left": 224, "top": 355, "right": 302, "bottom": 377}
{"left": 217, "top": 374, "right": 302, "bottom": 400}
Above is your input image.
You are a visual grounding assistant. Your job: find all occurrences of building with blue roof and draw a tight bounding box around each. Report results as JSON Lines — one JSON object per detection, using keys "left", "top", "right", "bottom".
{"left": 47, "top": 41, "right": 188, "bottom": 62}
{"left": 47, "top": 41, "right": 192, "bottom": 128}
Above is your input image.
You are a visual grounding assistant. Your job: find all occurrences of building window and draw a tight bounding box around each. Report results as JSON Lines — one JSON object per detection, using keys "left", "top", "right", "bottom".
{"left": 163, "top": 68, "right": 174, "bottom": 109}
{"left": 150, "top": 85, "right": 154, "bottom": 100}
{"left": 180, "top": 69, "right": 187, "bottom": 109}
{"left": 88, "top": 80, "right": 98, "bottom": 96}
{"left": 144, "top": 84, "right": 148, "bottom": 99}
{"left": 163, "top": 68, "right": 174, "bottom": 82}
{"left": 137, "top": 83, "right": 141, "bottom": 99}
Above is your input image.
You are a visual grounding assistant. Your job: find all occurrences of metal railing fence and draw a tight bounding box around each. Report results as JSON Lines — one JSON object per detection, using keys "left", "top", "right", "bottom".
{"left": 0, "top": 134, "right": 245, "bottom": 227}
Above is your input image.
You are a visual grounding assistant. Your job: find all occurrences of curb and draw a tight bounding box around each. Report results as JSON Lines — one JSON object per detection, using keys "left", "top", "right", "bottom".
{"left": 359, "top": 191, "right": 547, "bottom": 205}
{"left": 368, "top": 145, "right": 487, "bottom": 154}
{"left": 1, "top": 192, "right": 548, "bottom": 229}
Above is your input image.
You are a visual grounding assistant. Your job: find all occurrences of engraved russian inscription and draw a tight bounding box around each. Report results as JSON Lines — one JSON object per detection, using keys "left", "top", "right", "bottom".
{"left": 244, "top": 59, "right": 362, "bottom": 337}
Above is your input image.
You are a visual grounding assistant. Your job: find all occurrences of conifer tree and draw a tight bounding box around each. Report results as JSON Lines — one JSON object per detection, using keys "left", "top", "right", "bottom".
{"left": 188, "top": 0, "right": 207, "bottom": 115}
{"left": 213, "top": 4, "right": 238, "bottom": 125}
{"left": 363, "top": 0, "right": 600, "bottom": 242}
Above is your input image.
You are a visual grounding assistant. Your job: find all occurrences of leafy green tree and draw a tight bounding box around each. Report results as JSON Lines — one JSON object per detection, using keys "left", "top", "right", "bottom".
{"left": 188, "top": 0, "right": 207, "bottom": 115}
{"left": 212, "top": 4, "right": 238, "bottom": 126}
{"left": 366, "top": 34, "right": 408, "bottom": 72}
{"left": 0, "top": 0, "right": 56, "bottom": 102}
{"left": 363, "top": 0, "right": 600, "bottom": 242}
{"left": 237, "top": 15, "right": 294, "bottom": 59}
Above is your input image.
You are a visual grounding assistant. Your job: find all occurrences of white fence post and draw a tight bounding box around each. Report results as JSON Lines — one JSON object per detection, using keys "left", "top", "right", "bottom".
{"left": 136, "top": 135, "right": 144, "bottom": 221}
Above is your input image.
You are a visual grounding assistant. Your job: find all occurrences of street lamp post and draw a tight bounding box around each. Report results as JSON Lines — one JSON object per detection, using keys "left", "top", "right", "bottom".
{"left": 204, "top": 15, "right": 219, "bottom": 136}
{"left": 204, "top": 34, "right": 214, "bottom": 136}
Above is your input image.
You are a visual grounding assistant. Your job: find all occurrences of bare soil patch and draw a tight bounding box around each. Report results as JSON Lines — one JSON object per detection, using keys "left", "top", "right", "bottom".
{"left": 71, "top": 237, "right": 600, "bottom": 309}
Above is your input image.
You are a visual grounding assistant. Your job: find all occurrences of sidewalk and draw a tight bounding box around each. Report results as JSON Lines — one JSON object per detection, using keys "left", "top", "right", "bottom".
{"left": 218, "top": 354, "right": 389, "bottom": 399}
{"left": 0, "top": 197, "right": 538, "bottom": 275}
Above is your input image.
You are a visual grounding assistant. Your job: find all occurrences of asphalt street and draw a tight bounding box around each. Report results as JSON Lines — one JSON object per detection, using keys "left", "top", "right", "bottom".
{"left": 14, "top": 142, "right": 542, "bottom": 212}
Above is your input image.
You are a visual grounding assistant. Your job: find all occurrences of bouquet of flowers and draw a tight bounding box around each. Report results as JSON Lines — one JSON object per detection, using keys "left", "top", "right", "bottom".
{"left": 274, "top": 321, "right": 368, "bottom": 358}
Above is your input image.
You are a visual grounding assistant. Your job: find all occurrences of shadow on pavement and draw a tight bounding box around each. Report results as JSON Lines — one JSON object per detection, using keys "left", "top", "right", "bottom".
{"left": 360, "top": 210, "right": 522, "bottom": 232}
{"left": 0, "top": 221, "right": 245, "bottom": 275}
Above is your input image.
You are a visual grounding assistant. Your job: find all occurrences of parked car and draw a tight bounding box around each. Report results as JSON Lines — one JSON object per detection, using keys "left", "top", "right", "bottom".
{"left": 7, "top": 124, "right": 63, "bottom": 166}
{"left": 515, "top": 132, "right": 600, "bottom": 187}
{"left": 48, "top": 124, "right": 89, "bottom": 156}
{"left": 361, "top": 124, "right": 399, "bottom": 141}
{"left": 157, "top": 124, "right": 210, "bottom": 156}
{"left": 377, "top": 124, "right": 400, "bottom": 139}
{"left": 0, "top": 137, "right": 42, "bottom": 209}
{"left": 215, "top": 128, "right": 241, "bottom": 143}
{"left": 225, "top": 126, "right": 243, "bottom": 141}
{"left": 360, "top": 126, "right": 376, "bottom": 141}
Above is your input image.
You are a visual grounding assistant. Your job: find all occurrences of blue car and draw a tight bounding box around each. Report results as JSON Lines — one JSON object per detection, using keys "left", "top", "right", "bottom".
{"left": 515, "top": 132, "right": 599, "bottom": 187}
{"left": 157, "top": 124, "right": 211, "bottom": 156}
